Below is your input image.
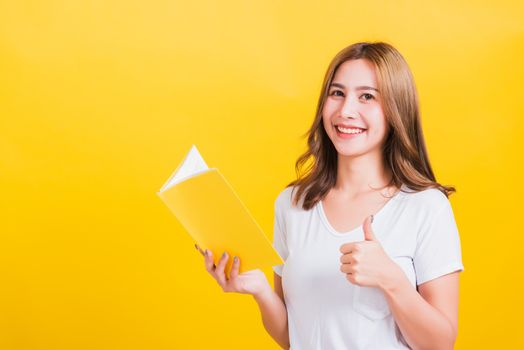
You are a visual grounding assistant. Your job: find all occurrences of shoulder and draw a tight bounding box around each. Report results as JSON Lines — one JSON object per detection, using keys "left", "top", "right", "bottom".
{"left": 400, "top": 185, "right": 451, "bottom": 213}
{"left": 274, "top": 185, "right": 299, "bottom": 211}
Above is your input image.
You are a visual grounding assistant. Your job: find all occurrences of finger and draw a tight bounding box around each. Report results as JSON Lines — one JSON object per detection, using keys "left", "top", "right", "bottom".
{"left": 340, "top": 254, "right": 353, "bottom": 264}
{"left": 340, "top": 242, "right": 356, "bottom": 254}
{"left": 195, "top": 243, "right": 205, "bottom": 257}
{"left": 346, "top": 273, "right": 359, "bottom": 285}
{"left": 229, "top": 256, "right": 240, "bottom": 280}
{"left": 362, "top": 215, "right": 376, "bottom": 241}
{"left": 204, "top": 249, "right": 217, "bottom": 273}
{"left": 340, "top": 263, "right": 355, "bottom": 275}
{"left": 215, "top": 251, "right": 229, "bottom": 285}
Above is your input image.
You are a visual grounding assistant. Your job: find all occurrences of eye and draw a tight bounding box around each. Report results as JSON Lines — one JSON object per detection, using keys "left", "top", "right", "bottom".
{"left": 361, "top": 93, "right": 374, "bottom": 101}
{"left": 329, "top": 89, "right": 344, "bottom": 97}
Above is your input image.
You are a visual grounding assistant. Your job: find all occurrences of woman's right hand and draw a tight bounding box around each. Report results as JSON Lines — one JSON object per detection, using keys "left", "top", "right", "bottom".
{"left": 195, "top": 244, "right": 272, "bottom": 299}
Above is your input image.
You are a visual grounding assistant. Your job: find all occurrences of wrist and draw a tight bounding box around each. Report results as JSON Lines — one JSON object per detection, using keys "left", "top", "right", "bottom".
{"left": 253, "top": 287, "right": 274, "bottom": 303}
{"left": 379, "top": 262, "right": 407, "bottom": 295}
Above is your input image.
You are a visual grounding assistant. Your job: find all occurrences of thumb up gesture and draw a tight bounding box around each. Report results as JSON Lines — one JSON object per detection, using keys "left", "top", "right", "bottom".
{"left": 339, "top": 215, "right": 399, "bottom": 290}
{"left": 362, "top": 214, "right": 377, "bottom": 241}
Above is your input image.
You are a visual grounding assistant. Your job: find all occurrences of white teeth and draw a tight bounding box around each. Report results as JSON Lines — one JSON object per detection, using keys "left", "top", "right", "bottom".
{"left": 336, "top": 126, "right": 364, "bottom": 134}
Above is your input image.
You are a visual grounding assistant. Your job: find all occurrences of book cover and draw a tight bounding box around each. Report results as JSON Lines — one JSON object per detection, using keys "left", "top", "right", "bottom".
{"left": 157, "top": 145, "right": 283, "bottom": 277}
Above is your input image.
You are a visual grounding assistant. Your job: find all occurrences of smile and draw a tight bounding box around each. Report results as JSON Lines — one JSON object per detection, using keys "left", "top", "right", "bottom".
{"left": 335, "top": 125, "right": 366, "bottom": 134}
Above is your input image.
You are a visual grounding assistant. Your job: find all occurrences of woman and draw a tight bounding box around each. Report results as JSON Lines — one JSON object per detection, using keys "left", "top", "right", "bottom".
{"left": 196, "top": 41, "right": 464, "bottom": 349}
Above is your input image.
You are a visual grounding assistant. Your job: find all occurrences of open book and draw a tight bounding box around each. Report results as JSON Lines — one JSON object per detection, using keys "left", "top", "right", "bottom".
{"left": 157, "top": 145, "right": 283, "bottom": 277}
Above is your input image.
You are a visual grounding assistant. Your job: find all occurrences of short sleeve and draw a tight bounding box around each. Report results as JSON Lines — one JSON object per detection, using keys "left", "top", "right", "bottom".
{"left": 272, "top": 196, "right": 288, "bottom": 276}
{"left": 413, "top": 199, "right": 465, "bottom": 286}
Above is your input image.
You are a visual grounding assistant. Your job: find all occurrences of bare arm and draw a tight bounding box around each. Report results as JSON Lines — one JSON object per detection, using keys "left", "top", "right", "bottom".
{"left": 197, "top": 245, "right": 289, "bottom": 349}
{"left": 381, "top": 269, "right": 461, "bottom": 350}
{"left": 253, "top": 273, "right": 289, "bottom": 349}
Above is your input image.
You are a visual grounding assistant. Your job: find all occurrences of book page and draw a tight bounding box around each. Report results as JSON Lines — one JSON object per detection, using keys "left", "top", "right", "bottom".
{"left": 159, "top": 145, "right": 211, "bottom": 192}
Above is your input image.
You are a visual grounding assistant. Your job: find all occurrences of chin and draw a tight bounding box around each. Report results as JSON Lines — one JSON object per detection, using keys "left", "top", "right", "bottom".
{"left": 332, "top": 145, "right": 367, "bottom": 158}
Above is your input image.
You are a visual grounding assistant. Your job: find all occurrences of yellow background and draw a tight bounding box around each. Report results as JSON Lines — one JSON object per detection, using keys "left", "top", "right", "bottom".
{"left": 1, "top": 1, "right": 523, "bottom": 349}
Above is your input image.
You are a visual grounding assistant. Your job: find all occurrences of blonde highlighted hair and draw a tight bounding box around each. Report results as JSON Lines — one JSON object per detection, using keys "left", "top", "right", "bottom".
{"left": 287, "top": 41, "right": 455, "bottom": 210}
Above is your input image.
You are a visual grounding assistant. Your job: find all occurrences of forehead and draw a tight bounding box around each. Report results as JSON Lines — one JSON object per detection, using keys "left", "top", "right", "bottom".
{"left": 332, "top": 59, "right": 378, "bottom": 87}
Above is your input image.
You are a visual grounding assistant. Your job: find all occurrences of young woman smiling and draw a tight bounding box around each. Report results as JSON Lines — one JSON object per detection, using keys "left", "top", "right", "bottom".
{"left": 196, "top": 41, "right": 464, "bottom": 350}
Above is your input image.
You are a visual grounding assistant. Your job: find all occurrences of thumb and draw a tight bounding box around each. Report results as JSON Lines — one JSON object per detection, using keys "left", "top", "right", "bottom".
{"left": 363, "top": 215, "right": 376, "bottom": 241}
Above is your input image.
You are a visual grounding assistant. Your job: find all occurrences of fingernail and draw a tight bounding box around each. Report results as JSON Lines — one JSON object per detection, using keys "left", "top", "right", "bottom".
{"left": 234, "top": 256, "right": 238, "bottom": 263}
{"left": 370, "top": 215, "right": 374, "bottom": 223}
{"left": 222, "top": 252, "right": 227, "bottom": 258}
{"left": 204, "top": 249, "right": 209, "bottom": 256}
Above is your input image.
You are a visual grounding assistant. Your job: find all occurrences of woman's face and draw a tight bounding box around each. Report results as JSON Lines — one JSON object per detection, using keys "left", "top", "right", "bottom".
{"left": 322, "top": 59, "right": 389, "bottom": 159}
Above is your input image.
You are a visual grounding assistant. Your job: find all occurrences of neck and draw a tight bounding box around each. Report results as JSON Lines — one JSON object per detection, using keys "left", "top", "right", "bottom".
{"left": 334, "top": 149, "right": 392, "bottom": 195}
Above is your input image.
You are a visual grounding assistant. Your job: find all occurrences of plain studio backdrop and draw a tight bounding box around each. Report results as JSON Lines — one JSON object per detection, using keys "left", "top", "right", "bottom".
{"left": 1, "top": 1, "right": 523, "bottom": 349}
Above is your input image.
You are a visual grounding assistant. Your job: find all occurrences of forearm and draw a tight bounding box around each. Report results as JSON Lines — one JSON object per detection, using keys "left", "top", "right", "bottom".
{"left": 380, "top": 270, "right": 456, "bottom": 350}
{"left": 253, "top": 290, "right": 290, "bottom": 349}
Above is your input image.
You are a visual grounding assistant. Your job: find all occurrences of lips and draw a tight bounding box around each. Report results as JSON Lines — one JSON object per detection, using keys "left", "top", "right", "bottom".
{"left": 334, "top": 123, "right": 367, "bottom": 130}
{"left": 334, "top": 124, "right": 367, "bottom": 137}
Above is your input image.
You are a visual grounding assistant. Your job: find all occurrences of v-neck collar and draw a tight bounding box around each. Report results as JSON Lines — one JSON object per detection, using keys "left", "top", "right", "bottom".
{"left": 317, "top": 184, "right": 407, "bottom": 237}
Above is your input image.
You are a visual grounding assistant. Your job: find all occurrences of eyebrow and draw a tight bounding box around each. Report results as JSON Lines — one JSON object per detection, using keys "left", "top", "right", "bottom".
{"left": 329, "top": 82, "right": 379, "bottom": 93}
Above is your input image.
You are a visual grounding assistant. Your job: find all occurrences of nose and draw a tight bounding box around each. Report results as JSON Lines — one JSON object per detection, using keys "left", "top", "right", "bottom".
{"left": 340, "top": 94, "right": 360, "bottom": 119}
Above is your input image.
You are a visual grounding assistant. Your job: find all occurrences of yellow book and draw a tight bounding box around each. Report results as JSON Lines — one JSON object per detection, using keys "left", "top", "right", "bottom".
{"left": 157, "top": 145, "right": 283, "bottom": 277}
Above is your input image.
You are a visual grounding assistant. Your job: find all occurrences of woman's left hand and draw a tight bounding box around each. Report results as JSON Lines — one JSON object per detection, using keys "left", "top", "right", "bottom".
{"left": 339, "top": 215, "right": 402, "bottom": 290}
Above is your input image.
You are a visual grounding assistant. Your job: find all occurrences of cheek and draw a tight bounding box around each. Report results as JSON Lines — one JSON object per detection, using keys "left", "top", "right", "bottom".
{"left": 322, "top": 120, "right": 334, "bottom": 142}
{"left": 322, "top": 100, "right": 337, "bottom": 129}
{"left": 368, "top": 107, "right": 387, "bottom": 131}
{"left": 322, "top": 113, "right": 333, "bottom": 134}
{"left": 322, "top": 114, "right": 329, "bottom": 129}
{"left": 370, "top": 119, "right": 389, "bottom": 144}
{"left": 322, "top": 98, "right": 337, "bottom": 116}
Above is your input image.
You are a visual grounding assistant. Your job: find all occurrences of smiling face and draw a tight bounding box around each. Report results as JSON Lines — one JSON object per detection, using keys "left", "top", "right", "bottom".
{"left": 322, "top": 59, "right": 389, "bottom": 159}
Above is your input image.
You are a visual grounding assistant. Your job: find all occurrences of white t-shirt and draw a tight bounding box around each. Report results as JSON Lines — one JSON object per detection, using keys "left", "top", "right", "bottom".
{"left": 272, "top": 184, "right": 465, "bottom": 350}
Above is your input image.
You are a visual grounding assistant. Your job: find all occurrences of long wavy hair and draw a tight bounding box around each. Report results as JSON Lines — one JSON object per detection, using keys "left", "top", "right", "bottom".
{"left": 287, "top": 41, "right": 455, "bottom": 210}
